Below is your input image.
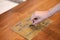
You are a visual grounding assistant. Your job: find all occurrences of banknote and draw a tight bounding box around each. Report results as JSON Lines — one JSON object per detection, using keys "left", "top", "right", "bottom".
{"left": 11, "top": 13, "right": 53, "bottom": 40}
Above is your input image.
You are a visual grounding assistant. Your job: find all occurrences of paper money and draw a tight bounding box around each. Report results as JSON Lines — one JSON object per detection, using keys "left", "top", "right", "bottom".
{"left": 11, "top": 15, "right": 53, "bottom": 40}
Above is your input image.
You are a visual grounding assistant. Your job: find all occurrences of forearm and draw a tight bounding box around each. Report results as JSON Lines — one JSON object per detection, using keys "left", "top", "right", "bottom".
{"left": 31, "top": 3, "right": 60, "bottom": 24}
{"left": 48, "top": 3, "right": 60, "bottom": 16}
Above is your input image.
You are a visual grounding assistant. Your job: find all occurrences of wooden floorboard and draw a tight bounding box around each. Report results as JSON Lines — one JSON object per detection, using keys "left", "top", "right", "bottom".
{"left": 0, "top": 0, "right": 60, "bottom": 40}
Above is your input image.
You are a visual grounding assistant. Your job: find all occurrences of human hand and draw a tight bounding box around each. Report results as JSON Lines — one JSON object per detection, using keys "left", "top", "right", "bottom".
{"left": 31, "top": 11, "right": 49, "bottom": 25}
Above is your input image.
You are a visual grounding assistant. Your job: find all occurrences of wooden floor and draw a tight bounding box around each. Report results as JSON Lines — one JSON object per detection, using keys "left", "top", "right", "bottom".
{"left": 0, "top": 0, "right": 60, "bottom": 40}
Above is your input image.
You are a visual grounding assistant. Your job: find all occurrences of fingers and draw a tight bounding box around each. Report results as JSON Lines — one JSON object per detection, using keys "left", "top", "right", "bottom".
{"left": 31, "top": 11, "right": 49, "bottom": 24}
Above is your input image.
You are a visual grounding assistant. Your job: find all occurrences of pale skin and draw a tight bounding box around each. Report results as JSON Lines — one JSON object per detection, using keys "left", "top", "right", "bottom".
{"left": 31, "top": 3, "right": 60, "bottom": 25}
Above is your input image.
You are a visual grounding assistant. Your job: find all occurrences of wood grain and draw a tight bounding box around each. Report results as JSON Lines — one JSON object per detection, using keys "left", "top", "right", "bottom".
{"left": 0, "top": 0, "right": 60, "bottom": 40}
